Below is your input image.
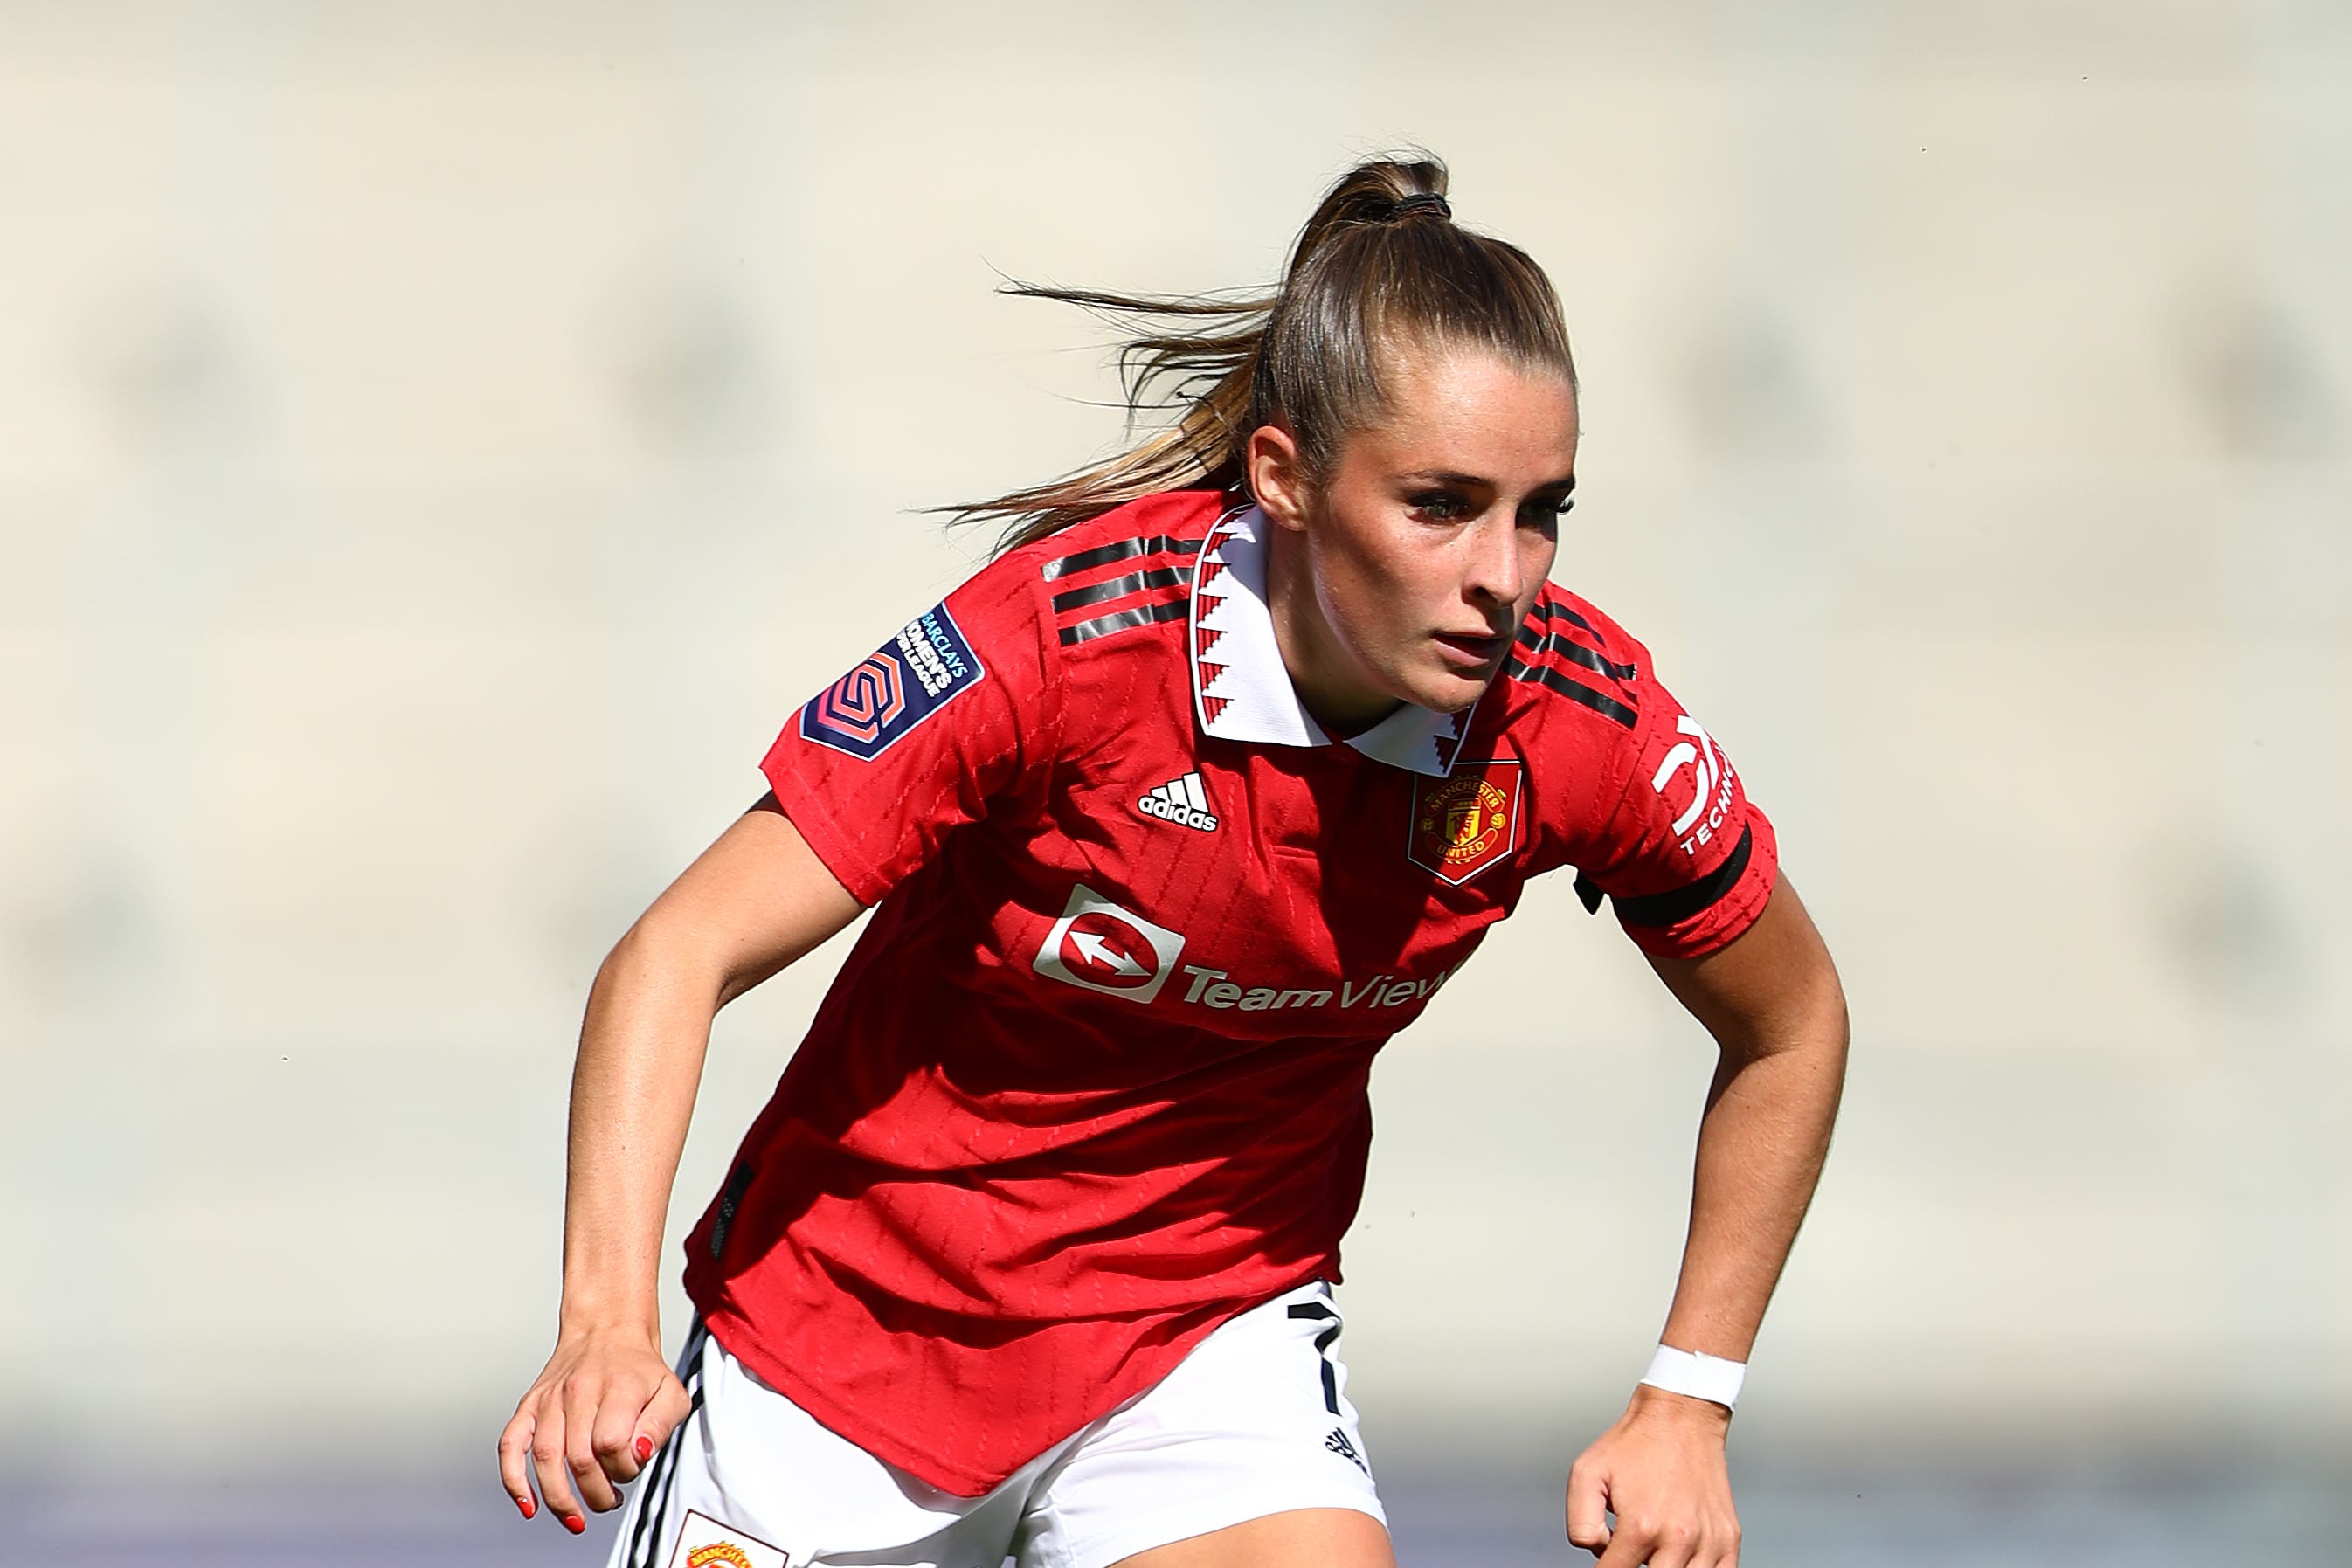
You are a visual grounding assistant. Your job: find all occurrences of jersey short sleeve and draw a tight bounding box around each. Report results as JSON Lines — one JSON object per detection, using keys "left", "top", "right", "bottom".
{"left": 1517, "top": 590, "right": 1779, "bottom": 958}
{"left": 759, "top": 557, "right": 1061, "bottom": 907}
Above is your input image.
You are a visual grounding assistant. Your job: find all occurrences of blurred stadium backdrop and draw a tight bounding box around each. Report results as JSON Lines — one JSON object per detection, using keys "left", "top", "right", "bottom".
{"left": 1, "top": 2, "right": 2346, "bottom": 1563}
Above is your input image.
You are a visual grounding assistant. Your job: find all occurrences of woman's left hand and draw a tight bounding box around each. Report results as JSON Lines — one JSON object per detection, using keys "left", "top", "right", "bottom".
{"left": 1565, "top": 1385, "right": 1740, "bottom": 1567}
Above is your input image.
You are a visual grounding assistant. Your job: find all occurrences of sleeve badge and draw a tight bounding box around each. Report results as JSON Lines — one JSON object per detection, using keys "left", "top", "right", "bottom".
{"left": 799, "top": 603, "right": 986, "bottom": 760}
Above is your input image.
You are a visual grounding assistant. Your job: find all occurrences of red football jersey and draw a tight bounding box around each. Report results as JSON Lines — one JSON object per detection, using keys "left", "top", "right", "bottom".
{"left": 681, "top": 490, "right": 1777, "bottom": 1495}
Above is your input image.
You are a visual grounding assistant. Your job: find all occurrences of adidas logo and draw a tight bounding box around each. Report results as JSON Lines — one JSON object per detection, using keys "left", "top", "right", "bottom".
{"left": 1324, "top": 1427, "right": 1366, "bottom": 1473}
{"left": 1137, "top": 771, "right": 1218, "bottom": 832}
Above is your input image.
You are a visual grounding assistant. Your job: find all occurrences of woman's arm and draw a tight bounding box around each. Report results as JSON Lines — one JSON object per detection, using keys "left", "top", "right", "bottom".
{"left": 1565, "top": 875, "right": 1849, "bottom": 1567}
{"left": 496, "top": 796, "right": 862, "bottom": 1532}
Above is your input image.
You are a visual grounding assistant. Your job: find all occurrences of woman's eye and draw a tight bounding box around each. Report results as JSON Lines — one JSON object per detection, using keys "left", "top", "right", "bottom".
{"left": 1408, "top": 492, "right": 1470, "bottom": 521}
{"left": 1518, "top": 497, "right": 1572, "bottom": 532}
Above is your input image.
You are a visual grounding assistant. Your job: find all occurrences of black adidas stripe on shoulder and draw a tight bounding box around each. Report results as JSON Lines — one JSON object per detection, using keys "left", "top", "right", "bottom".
{"left": 1040, "top": 533, "right": 1204, "bottom": 582}
{"left": 1532, "top": 594, "right": 1606, "bottom": 641}
{"left": 1507, "top": 660, "right": 1637, "bottom": 729}
{"left": 1507, "top": 596, "right": 1638, "bottom": 727}
{"left": 1060, "top": 596, "right": 1190, "bottom": 646}
{"left": 1051, "top": 564, "right": 1188, "bottom": 614}
{"left": 1515, "top": 610, "right": 1636, "bottom": 683}
{"left": 1043, "top": 531, "right": 1202, "bottom": 647}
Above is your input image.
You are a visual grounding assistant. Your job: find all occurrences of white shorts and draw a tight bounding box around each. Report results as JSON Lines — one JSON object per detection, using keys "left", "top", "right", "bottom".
{"left": 606, "top": 1280, "right": 1383, "bottom": 1568}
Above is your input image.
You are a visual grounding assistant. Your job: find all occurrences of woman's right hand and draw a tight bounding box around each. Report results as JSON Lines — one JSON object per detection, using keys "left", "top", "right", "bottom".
{"left": 498, "top": 1320, "right": 691, "bottom": 1531}
{"left": 501, "top": 801, "right": 857, "bottom": 1530}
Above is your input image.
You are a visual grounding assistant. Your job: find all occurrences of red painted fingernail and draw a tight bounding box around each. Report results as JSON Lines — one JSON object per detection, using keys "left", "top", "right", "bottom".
{"left": 515, "top": 1495, "right": 536, "bottom": 1521}
{"left": 564, "top": 1514, "right": 585, "bottom": 1536}
{"left": 634, "top": 1434, "right": 654, "bottom": 1464}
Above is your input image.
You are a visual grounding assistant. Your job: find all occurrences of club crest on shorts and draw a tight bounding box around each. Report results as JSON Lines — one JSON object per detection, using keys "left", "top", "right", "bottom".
{"left": 1408, "top": 759, "right": 1523, "bottom": 886}
{"left": 799, "top": 604, "right": 984, "bottom": 760}
{"left": 666, "top": 1508, "right": 789, "bottom": 1568}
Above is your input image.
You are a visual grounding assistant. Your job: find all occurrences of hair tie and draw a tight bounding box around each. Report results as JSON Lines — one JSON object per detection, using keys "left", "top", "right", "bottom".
{"left": 1386, "top": 192, "right": 1452, "bottom": 222}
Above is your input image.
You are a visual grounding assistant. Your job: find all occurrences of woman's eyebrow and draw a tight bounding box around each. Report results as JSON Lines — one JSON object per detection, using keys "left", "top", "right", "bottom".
{"left": 1397, "top": 469, "right": 1578, "bottom": 493}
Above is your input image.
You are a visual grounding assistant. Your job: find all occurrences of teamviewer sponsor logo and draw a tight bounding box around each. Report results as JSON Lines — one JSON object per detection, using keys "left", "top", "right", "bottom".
{"left": 1032, "top": 884, "right": 1187, "bottom": 1003}
{"left": 1136, "top": 771, "right": 1218, "bottom": 832}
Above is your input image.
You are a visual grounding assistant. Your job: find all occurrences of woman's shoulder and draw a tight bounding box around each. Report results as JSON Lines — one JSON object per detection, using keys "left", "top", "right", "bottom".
{"left": 1497, "top": 579, "right": 1653, "bottom": 741}
{"left": 1528, "top": 580, "right": 1650, "bottom": 660}
{"left": 988, "top": 488, "right": 1231, "bottom": 580}
{"left": 972, "top": 488, "right": 1231, "bottom": 655}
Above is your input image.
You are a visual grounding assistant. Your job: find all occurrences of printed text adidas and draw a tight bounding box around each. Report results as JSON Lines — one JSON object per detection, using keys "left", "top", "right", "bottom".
{"left": 1136, "top": 771, "right": 1219, "bottom": 832}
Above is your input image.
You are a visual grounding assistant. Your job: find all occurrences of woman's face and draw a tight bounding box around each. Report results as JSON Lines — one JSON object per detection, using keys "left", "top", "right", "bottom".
{"left": 1253, "top": 343, "right": 1580, "bottom": 729}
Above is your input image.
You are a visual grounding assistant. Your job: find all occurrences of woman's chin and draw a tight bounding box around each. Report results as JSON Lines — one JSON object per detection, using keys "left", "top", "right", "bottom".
{"left": 1402, "top": 662, "right": 1500, "bottom": 715}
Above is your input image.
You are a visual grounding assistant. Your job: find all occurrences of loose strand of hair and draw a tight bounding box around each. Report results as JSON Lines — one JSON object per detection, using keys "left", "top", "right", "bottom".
{"left": 939, "top": 152, "right": 1576, "bottom": 556}
{"left": 939, "top": 283, "right": 1269, "bottom": 551}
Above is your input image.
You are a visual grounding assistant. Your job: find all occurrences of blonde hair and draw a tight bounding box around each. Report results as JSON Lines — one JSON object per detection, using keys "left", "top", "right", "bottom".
{"left": 952, "top": 152, "right": 1577, "bottom": 552}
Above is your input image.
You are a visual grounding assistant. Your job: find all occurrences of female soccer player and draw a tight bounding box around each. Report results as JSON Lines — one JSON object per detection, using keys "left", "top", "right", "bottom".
{"left": 499, "top": 155, "right": 1848, "bottom": 1568}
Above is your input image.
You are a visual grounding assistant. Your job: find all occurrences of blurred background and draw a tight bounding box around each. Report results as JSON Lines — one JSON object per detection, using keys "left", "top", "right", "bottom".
{"left": 2, "top": 1, "right": 2347, "bottom": 1562}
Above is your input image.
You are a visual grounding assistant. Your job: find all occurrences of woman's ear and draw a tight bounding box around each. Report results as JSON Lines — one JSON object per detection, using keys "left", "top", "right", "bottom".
{"left": 1245, "top": 422, "right": 1312, "bottom": 534}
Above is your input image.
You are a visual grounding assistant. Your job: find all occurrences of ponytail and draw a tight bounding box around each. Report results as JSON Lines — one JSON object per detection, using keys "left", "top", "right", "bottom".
{"left": 950, "top": 152, "right": 1576, "bottom": 554}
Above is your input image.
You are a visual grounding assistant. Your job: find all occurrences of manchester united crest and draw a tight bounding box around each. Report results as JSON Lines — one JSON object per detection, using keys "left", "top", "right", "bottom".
{"left": 667, "top": 1508, "right": 791, "bottom": 1568}
{"left": 1408, "top": 760, "right": 1524, "bottom": 886}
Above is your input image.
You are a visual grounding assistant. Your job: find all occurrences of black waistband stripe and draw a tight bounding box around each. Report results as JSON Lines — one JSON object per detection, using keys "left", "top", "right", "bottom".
{"left": 1610, "top": 823, "right": 1754, "bottom": 927}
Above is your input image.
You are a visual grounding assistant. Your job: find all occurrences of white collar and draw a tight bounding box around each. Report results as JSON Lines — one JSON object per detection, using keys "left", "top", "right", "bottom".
{"left": 1187, "top": 505, "right": 1470, "bottom": 777}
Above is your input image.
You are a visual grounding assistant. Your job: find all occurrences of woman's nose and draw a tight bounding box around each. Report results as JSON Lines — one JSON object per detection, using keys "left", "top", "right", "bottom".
{"left": 1468, "top": 516, "right": 1525, "bottom": 608}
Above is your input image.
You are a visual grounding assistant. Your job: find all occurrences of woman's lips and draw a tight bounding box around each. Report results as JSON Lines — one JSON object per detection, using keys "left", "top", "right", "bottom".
{"left": 1433, "top": 631, "right": 1506, "bottom": 669}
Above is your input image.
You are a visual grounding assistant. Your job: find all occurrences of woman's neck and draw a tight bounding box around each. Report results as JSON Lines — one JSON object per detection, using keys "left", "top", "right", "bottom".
{"left": 1262, "top": 522, "right": 1405, "bottom": 739}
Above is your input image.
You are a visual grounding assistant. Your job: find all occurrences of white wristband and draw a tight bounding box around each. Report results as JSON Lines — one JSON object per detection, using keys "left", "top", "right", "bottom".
{"left": 1638, "top": 1344, "right": 1747, "bottom": 1412}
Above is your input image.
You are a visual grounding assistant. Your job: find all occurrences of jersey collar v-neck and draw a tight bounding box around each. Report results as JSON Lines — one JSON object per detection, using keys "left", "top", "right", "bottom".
{"left": 1186, "top": 504, "right": 1470, "bottom": 778}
